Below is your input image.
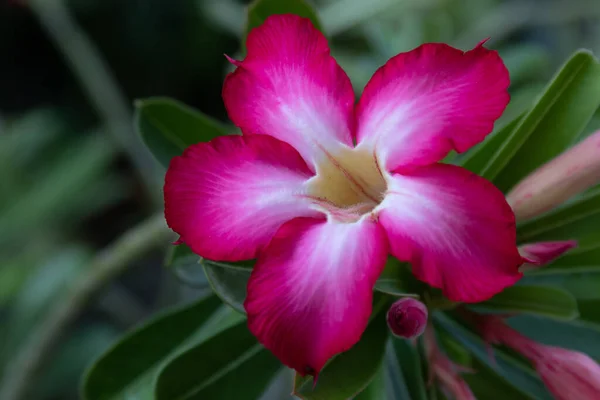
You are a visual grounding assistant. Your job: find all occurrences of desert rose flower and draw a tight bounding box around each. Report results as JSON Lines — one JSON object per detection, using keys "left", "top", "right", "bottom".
{"left": 478, "top": 316, "right": 600, "bottom": 400}
{"left": 387, "top": 298, "right": 428, "bottom": 339}
{"left": 164, "top": 14, "right": 523, "bottom": 376}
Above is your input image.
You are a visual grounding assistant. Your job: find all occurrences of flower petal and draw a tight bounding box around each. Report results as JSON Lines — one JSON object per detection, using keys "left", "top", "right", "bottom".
{"left": 377, "top": 164, "right": 522, "bottom": 302}
{"left": 356, "top": 42, "right": 509, "bottom": 172}
{"left": 244, "top": 217, "right": 388, "bottom": 375}
{"left": 164, "top": 135, "right": 319, "bottom": 261}
{"left": 223, "top": 14, "right": 355, "bottom": 169}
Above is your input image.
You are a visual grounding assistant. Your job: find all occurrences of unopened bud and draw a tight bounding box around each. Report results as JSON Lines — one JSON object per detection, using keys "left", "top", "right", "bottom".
{"left": 507, "top": 130, "right": 600, "bottom": 221}
{"left": 386, "top": 298, "right": 428, "bottom": 339}
{"left": 519, "top": 240, "right": 577, "bottom": 271}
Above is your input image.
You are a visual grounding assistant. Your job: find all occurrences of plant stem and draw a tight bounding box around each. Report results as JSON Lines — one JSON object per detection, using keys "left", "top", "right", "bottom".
{"left": 0, "top": 214, "right": 172, "bottom": 400}
{"left": 27, "top": 0, "right": 161, "bottom": 203}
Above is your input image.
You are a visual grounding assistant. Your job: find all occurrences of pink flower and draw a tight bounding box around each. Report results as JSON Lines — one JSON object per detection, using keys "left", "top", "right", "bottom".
{"left": 164, "top": 15, "right": 522, "bottom": 375}
{"left": 387, "top": 298, "right": 428, "bottom": 339}
{"left": 478, "top": 316, "right": 600, "bottom": 400}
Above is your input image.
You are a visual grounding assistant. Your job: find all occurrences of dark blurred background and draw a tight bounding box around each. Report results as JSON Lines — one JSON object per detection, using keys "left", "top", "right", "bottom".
{"left": 0, "top": 0, "right": 599, "bottom": 399}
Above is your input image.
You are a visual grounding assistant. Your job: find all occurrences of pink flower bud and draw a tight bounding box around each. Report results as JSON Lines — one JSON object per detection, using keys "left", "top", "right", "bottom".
{"left": 386, "top": 298, "right": 428, "bottom": 338}
{"left": 519, "top": 240, "right": 577, "bottom": 271}
{"left": 424, "top": 326, "right": 476, "bottom": 400}
{"left": 535, "top": 346, "right": 600, "bottom": 400}
{"left": 476, "top": 315, "right": 600, "bottom": 400}
{"left": 507, "top": 130, "right": 600, "bottom": 221}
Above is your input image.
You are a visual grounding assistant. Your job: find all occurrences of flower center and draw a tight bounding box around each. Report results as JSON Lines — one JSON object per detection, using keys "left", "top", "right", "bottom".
{"left": 307, "top": 146, "right": 387, "bottom": 222}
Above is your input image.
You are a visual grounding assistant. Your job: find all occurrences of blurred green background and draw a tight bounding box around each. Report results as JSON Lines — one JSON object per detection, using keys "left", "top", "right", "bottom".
{"left": 1, "top": 0, "right": 599, "bottom": 399}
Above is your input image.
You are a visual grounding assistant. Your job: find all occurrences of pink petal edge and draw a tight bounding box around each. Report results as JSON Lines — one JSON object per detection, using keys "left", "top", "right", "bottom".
{"left": 244, "top": 217, "right": 388, "bottom": 376}
{"left": 377, "top": 163, "right": 522, "bottom": 302}
{"left": 164, "top": 135, "right": 319, "bottom": 261}
{"left": 356, "top": 41, "right": 510, "bottom": 172}
{"left": 223, "top": 14, "right": 355, "bottom": 169}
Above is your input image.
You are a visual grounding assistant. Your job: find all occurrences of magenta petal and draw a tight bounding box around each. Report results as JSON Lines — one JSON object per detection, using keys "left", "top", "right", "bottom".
{"left": 378, "top": 164, "right": 522, "bottom": 302}
{"left": 164, "top": 135, "right": 320, "bottom": 261}
{"left": 223, "top": 14, "right": 355, "bottom": 169}
{"left": 356, "top": 42, "right": 509, "bottom": 171}
{"left": 244, "top": 217, "right": 388, "bottom": 376}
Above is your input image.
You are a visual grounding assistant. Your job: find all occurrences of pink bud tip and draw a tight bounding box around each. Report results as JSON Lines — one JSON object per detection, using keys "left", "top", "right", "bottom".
{"left": 519, "top": 240, "right": 577, "bottom": 269}
{"left": 386, "top": 298, "right": 428, "bottom": 339}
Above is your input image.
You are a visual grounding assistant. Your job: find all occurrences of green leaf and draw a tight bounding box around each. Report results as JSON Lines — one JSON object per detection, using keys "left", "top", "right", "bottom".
{"left": 388, "top": 338, "right": 428, "bottom": 400}
{"left": 464, "top": 359, "right": 531, "bottom": 400}
{"left": 166, "top": 245, "right": 209, "bottom": 290}
{"left": 201, "top": 258, "right": 252, "bottom": 314}
{"left": 549, "top": 244, "right": 600, "bottom": 267}
{"left": 374, "top": 258, "right": 421, "bottom": 297}
{"left": 480, "top": 50, "right": 600, "bottom": 190}
{"left": 434, "top": 312, "right": 552, "bottom": 400}
{"left": 508, "top": 315, "right": 600, "bottom": 360}
{"left": 459, "top": 115, "right": 523, "bottom": 173}
{"left": 354, "top": 364, "right": 386, "bottom": 400}
{"left": 82, "top": 295, "right": 243, "bottom": 400}
{"left": 245, "top": 0, "right": 322, "bottom": 41}
{"left": 521, "top": 267, "right": 600, "bottom": 300}
{"left": 294, "top": 298, "right": 389, "bottom": 399}
{"left": 155, "top": 322, "right": 280, "bottom": 400}
{"left": 135, "top": 97, "right": 228, "bottom": 167}
{"left": 517, "top": 190, "right": 600, "bottom": 247}
{"left": 382, "top": 342, "right": 412, "bottom": 400}
{"left": 473, "top": 285, "right": 579, "bottom": 320}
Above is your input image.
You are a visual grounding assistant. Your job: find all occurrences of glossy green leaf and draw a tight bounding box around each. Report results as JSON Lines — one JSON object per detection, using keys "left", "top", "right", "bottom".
{"left": 508, "top": 315, "right": 600, "bottom": 360}
{"left": 473, "top": 285, "right": 578, "bottom": 320}
{"left": 434, "top": 312, "right": 551, "bottom": 400}
{"left": 549, "top": 244, "right": 600, "bottom": 267}
{"left": 82, "top": 295, "right": 243, "bottom": 400}
{"left": 374, "top": 258, "right": 421, "bottom": 297}
{"left": 521, "top": 267, "right": 600, "bottom": 300}
{"left": 155, "top": 322, "right": 280, "bottom": 400}
{"left": 201, "top": 258, "right": 252, "bottom": 314}
{"left": 578, "top": 299, "right": 600, "bottom": 323}
{"left": 517, "top": 190, "right": 600, "bottom": 247}
{"left": 480, "top": 50, "right": 600, "bottom": 190}
{"left": 135, "top": 97, "right": 228, "bottom": 167}
{"left": 245, "top": 0, "right": 322, "bottom": 41}
{"left": 382, "top": 342, "right": 412, "bottom": 400}
{"left": 354, "top": 365, "right": 386, "bottom": 400}
{"left": 459, "top": 115, "right": 523, "bottom": 173}
{"left": 166, "top": 245, "right": 209, "bottom": 289}
{"left": 294, "top": 299, "right": 389, "bottom": 400}
{"left": 388, "top": 338, "right": 427, "bottom": 400}
{"left": 464, "top": 359, "right": 531, "bottom": 400}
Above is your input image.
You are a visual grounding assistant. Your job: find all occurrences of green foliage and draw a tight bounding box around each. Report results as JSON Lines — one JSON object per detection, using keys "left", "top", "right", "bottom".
{"left": 387, "top": 338, "right": 428, "bottom": 400}
{"left": 474, "top": 285, "right": 579, "bottom": 320}
{"left": 82, "top": 295, "right": 243, "bottom": 400}
{"left": 479, "top": 50, "right": 600, "bottom": 189}
{"left": 135, "top": 97, "right": 229, "bottom": 168}
{"left": 154, "top": 323, "right": 280, "bottom": 400}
